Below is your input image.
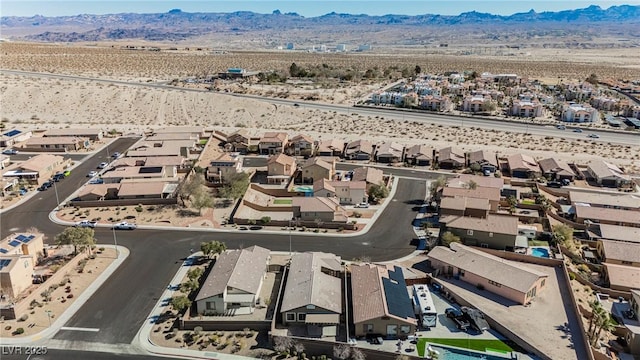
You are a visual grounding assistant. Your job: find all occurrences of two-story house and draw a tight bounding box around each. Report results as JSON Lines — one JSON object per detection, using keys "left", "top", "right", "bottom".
{"left": 259, "top": 132, "right": 289, "bottom": 155}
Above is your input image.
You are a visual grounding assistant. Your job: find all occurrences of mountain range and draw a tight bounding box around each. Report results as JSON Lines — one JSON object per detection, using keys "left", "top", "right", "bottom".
{"left": 1, "top": 5, "right": 639, "bottom": 45}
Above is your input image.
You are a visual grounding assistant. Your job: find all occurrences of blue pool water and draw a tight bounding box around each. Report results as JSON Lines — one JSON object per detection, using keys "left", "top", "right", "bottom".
{"left": 531, "top": 247, "right": 550, "bottom": 258}
{"left": 430, "top": 345, "right": 510, "bottom": 360}
{"left": 293, "top": 185, "right": 313, "bottom": 193}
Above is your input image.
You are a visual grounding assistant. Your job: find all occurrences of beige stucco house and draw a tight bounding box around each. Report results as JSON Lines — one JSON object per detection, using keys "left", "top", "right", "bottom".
{"left": 267, "top": 153, "right": 296, "bottom": 184}
{"left": 428, "top": 243, "right": 548, "bottom": 305}
{"left": 351, "top": 263, "right": 417, "bottom": 338}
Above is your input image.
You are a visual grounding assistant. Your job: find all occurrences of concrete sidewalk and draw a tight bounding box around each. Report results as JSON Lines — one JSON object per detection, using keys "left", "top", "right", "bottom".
{"left": 0, "top": 244, "right": 129, "bottom": 345}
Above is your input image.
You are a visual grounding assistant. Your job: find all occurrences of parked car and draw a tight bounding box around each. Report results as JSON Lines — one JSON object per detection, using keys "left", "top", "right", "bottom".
{"left": 63, "top": 170, "right": 71, "bottom": 176}
{"left": 355, "top": 202, "right": 370, "bottom": 208}
{"left": 38, "top": 181, "right": 53, "bottom": 191}
{"left": 445, "top": 308, "right": 470, "bottom": 331}
{"left": 547, "top": 181, "right": 563, "bottom": 188}
{"left": 2, "top": 148, "right": 18, "bottom": 155}
{"left": 53, "top": 173, "right": 65, "bottom": 182}
{"left": 555, "top": 124, "right": 566, "bottom": 130}
{"left": 366, "top": 334, "right": 384, "bottom": 345}
{"left": 75, "top": 220, "right": 97, "bottom": 228}
{"left": 573, "top": 128, "right": 583, "bottom": 133}
{"left": 587, "top": 133, "right": 600, "bottom": 139}
{"left": 561, "top": 178, "right": 571, "bottom": 186}
{"left": 97, "top": 162, "right": 108, "bottom": 169}
{"left": 87, "top": 171, "right": 98, "bottom": 177}
{"left": 88, "top": 178, "right": 104, "bottom": 184}
{"left": 112, "top": 221, "right": 137, "bottom": 230}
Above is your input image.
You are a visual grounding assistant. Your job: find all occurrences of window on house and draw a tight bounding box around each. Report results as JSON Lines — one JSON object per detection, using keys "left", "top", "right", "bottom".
{"left": 298, "top": 313, "right": 306, "bottom": 322}
{"left": 489, "top": 280, "right": 502, "bottom": 288}
{"left": 467, "top": 229, "right": 473, "bottom": 236}
{"left": 541, "top": 279, "right": 546, "bottom": 287}
{"left": 206, "top": 302, "right": 216, "bottom": 310}
{"left": 286, "top": 313, "right": 295, "bottom": 322}
{"left": 459, "top": 269, "right": 465, "bottom": 277}
{"left": 364, "top": 324, "right": 373, "bottom": 333}
{"left": 489, "top": 232, "right": 493, "bottom": 237}
{"left": 481, "top": 243, "right": 489, "bottom": 248}
{"left": 400, "top": 325, "right": 411, "bottom": 334}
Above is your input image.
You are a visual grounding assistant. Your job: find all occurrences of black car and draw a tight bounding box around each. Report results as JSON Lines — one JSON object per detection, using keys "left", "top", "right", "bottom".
{"left": 53, "top": 173, "right": 65, "bottom": 182}
{"left": 461, "top": 307, "right": 490, "bottom": 333}
{"left": 547, "top": 181, "right": 563, "bottom": 188}
{"left": 38, "top": 181, "right": 53, "bottom": 191}
{"left": 366, "top": 333, "right": 384, "bottom": 345}
{"left": 445, "top": 308, "right": 470, "bottom": 331}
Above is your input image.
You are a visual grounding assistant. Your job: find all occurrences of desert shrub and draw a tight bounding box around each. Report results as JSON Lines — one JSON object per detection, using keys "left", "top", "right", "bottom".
{"left": 569, "top": 272, "right": 576, "bottom": 280}
{"left": 13, "top": 328, "right": 24, "bottom": 335}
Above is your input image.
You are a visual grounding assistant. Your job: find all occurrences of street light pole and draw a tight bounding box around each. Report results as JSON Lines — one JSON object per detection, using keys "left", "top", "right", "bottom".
{"left": 53, "top": 181, "right": 60, "bottom": 210}
{"left": 45, "top": 310, "right": 52, "bottom": 327}
{"left": 288, "top": 218, "right": 293, "bottom": 256}
{"left": 112, "top": 226, "right": 119, "bottom": 258}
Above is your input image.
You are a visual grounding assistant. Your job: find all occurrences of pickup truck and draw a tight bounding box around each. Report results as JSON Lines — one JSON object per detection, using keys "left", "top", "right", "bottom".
{"left": 445, "top": 308, "right": 470, "bottom": 331}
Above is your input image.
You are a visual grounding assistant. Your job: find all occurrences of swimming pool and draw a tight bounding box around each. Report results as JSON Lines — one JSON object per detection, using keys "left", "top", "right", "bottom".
{"left": 531, "top": 247, "right": 550, "bottom": 258}
{"left": 429, "top": 345, "right": 511, "bottom": 360}
{"left": 292, "top": 185, "right": 313, "bottom": 193}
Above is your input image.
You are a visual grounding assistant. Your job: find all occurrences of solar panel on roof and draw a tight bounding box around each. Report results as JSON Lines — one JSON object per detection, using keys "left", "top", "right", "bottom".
{"left": 0, "top": 248, "right": 8, "bottom": 254}
{"left": 8, "top": 240, "right": 21, "bottom": 247}
{"left": 0, "top": 259, "right": 11, "bottom": 270}
{"left": 28, "top": 235, "right": 35, "bottom": 239}
{"left": 382, "top": 266, "right": 415, "bottom": 320}
{"left": 16, "top": 235, "right": 27, "bottom": 241}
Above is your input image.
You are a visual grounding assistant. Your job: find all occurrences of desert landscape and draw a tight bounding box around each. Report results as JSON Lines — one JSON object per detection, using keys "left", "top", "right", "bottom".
{"left": 1, "top": 42, "right": 639, "bottom": 174}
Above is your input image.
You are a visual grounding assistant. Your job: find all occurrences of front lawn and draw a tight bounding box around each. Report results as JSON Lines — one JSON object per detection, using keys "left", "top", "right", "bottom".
{"left": 528, "top": 240, "right": 550, "bottom": 247}
{"left": 417, "top": 338, "right": 514, "bottom": 357}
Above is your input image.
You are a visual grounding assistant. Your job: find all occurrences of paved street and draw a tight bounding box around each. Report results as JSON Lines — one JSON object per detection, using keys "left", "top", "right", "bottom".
{"left": 0, "top": 348, "right": 178, "bottom": 360}
{"left": 0, "top": 137, "right": 140, "bottom": 239}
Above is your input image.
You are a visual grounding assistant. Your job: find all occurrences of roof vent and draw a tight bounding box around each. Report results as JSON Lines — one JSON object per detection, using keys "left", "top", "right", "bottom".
{"left": 425, "top": 306, "right": 431, "bottom": 310}
{"left": 421, "top": 294, "right": 427, "bottom": 297}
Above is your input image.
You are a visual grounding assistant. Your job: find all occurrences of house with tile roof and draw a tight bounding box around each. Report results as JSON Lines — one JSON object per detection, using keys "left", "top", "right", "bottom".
{"left": 441, "top": 215, "right": 522, "bottom": 250}
{"left": 440, "top": 197, "right": 490, "bottom": 218}
{"left": 259, "top": 132, "right": 289, "bottom": 155}
{"left": 287, "top": 134, "right": 315, "bottom": 157}
{"left": 441, "top": 186, "right": 501, "bottom": 212}
{"left": 344, "top": 140, "right": 374, "bottom": 161}
{"left": 428, "top": 243, "right": 548, "bottom": 305}
{"left": 507, "top": 154, "right": 541, "bottom": 179}
{"left": 351, "top": 264, "right": 417, "bottom": 338}
{"left": 313, "top": 179, "right": 367, "bottom": 205}
{"left": 405, "top": 144, "right": 434, "bottom": 166}
{"left": 206, "top": 153, "right": 242, "bottom": 184}
{"left": 195, "top": 246, "right": 270, "bottom": 316}
{"left": 1, "top": 154, "right": 68, "bottom": 185}
{"left": 467, "top": 150, "right": 498, "bottom": 173}
{"left": 375, "top": 142, "right": 404, "bottom": 163}
{"left": 588, "top": 224, "right": 640, "bottom": 244}
{"left": 292, "top": 197, "right": 348, "bottom": 223}
{"left": 603, "top": 263, "right": 640, "bottom": 292}
{"left": 569, "top": 191, "right": 640, "bottom": 212}
{"left": 351, "top": 167, "right": 384, "bottom": 191}
{"left": 538, "top": 158, "right": 576, "bottom": 181}
{"left": 597, "top": 240, "right": 640, "bottom": 268}
{"left": 574, "top": 206, "right": 640, "bottom": 228}
{"left": 267, "top": 153, "right": 297, "bottom": 184}
{"left": 587, "top": 160, "right": 631, "bottom": 188}
{"left": 281, "top": 252, "right": 343, "bottom": 337}
{"left": 22, "top": 136, "right": 89, "bottom": 152}
{"left": 438, "top": 147, "right": 465, "bottom": 169}
{"left": 300, "top": 157, "right": 335, "bottom": 184}
{"left": 316, "top": 139, "right": 345, "bottom": 157}
{"left": 44, "top": 128, "right": 103, "bottom": 141}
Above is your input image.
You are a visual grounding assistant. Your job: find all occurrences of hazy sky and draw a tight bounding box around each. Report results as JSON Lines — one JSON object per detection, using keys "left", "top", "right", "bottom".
{"left": 1, "top": 0, "right": 638, "bottom": 17}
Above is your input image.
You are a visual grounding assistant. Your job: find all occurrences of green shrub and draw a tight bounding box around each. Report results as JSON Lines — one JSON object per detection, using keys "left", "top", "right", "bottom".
{"left": 13, "top": 328, "right": 24, "bottom": 335}
{"left": 569, "top": 272, "right": 576, "bottom": 280}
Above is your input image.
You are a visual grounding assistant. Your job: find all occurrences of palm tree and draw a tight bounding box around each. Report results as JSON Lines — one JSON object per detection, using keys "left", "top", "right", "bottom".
{"left": 429, "top": 176, "right": 446, "bottom": 199}
{"left": 592, "top": 313, "right": 616, "bottom": 347}
{"left": 587, "top": 300, "right": 605, "bottom": 336}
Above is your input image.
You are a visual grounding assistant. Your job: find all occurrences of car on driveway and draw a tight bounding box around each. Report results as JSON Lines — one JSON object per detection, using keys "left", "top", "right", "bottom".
{"left": 87, "top": 171, "right": 98, "bottom": 177}
{"left": 2, "top": 149, "right": 18, "bottom": 155}
{"left": 587, "top": 133, "right": 600, "bottom": 139}
{"left": 98, "top": 162, "right": 108, "bottom": 169}
{"left": 354, "top": 202, "right": 370, "bottom": 208}
{"left": 88, "top": 177, "right": 104, "bottom": 184}
{"left": 112, "top": 221, "right": 137, "bottom": 230}
{"left": 76, "top": 220, "right": 97, "bottom": 228}
{"left": 445, "top": 308, "right": 470, "bottom": 331}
